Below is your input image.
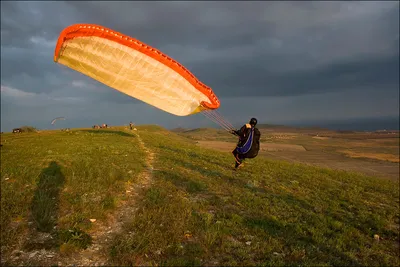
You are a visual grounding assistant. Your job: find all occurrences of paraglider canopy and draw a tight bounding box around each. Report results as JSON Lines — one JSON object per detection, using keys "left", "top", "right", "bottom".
{"left": 51, "top": 117, "right": 65, "bottom": 125}
{"left": 54, "top": 24, "right": 220, "bottom": 117}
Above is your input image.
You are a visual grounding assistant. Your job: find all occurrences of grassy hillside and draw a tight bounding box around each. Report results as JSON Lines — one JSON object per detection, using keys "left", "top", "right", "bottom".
{"left": 172, "top": 127, "right": 238, "bottom": 142}
{"left": 1, "top": 126, "right": 399, "bottom": 266}
{"left": 1, "top": 129, "right": 146, "bottom": 262}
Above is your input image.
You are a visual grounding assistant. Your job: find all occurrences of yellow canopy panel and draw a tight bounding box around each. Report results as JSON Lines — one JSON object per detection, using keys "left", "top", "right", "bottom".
{"left": 54, "top": 24, "right": 220, "bottom": 116}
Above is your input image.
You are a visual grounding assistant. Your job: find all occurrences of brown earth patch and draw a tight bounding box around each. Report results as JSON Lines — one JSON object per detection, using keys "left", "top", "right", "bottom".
{"left": 312, "top": 136, "right": 331, "bottom": 140}
{"left": 339, "top": 150, "right": 400, "bottom": 163}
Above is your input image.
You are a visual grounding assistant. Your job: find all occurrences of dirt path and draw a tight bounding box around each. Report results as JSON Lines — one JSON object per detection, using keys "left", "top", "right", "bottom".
{"left": 58, "top": 131, "right": 155, "bottom": 266}
{"left": 5, "top": 131, "right": 155, "bottom": 266}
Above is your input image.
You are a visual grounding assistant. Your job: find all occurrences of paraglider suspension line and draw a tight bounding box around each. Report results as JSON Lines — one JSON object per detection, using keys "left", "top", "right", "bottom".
{"left": 201, "top": 109, "right": 235, "bottom": 132}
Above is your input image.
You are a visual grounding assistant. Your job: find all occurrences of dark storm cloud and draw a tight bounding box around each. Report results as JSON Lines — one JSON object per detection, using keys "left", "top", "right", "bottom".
{"left": 192, "top": 54, "right": 399, "bottom": 97}
{"left": 1, "top": 1, "right": 399, "bottom": 131}
{"left": 0, "top": 1, "right": 81, "bottom": 48}
{"left": 63, "top": 1, "right": 277, "bottom": 49}
{"left": 1, "top": 1, "right": 399, "bottom": 98}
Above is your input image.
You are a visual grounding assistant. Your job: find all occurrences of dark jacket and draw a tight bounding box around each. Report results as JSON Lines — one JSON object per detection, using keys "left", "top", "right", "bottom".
{"left": 232, "top": 124, "right": 261, "bottom": 158}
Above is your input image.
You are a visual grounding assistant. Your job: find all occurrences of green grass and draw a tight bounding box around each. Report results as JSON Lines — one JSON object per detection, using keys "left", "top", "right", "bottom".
{"left": 109, "top": 126, "right": 400, "bottom": 266}
{"left": 30, "top": 161, "right": 66, "bottom": 233}
{"left": 175, "top": 127, "right": 237, "bottom": 142}
{"left": 1, "top": 129, "right": 146, "bottom": 254}
{"left": 1, "top": 126, "right": 399, "bottom": 266}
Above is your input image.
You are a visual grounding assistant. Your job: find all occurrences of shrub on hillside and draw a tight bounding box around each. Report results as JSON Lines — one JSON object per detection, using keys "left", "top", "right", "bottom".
{"left": 20, "top": 126, "right": 37, "bottom": 133}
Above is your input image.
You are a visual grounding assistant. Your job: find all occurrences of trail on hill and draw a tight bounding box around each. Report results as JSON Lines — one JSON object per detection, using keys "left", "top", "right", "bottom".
{"left": 6, "top": 130, "right": 155, "bottom": 266}
{"left": 60, "top": 130, "right": 155, "bottom": 266}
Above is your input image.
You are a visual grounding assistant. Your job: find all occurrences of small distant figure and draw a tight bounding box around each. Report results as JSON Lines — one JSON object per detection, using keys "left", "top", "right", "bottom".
{"left": 129, "top": 121, "right": 134, "bottom": 130}
{"left": 12, "top": 128, "right": 22, "bottom": 134}
{"left": 230, "top": 118, "right": 261, "bottom": 169}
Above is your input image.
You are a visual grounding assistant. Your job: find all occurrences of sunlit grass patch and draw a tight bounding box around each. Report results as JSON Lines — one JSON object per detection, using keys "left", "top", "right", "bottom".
{"left": 339, "top": 149, "right": 400, "bottom": 163}
{"left": 1, "top": 126, "right": 399, "bottom": 266}
{"left": 110, "top": 126, "right": 399, "bottom": 266}
{"left": 58, "top": 227, "right": 93, "bottom": 249}
{"left": 1, "top": 129, "right": 146, "bottom": 255}
{"left": 110, "top": 181, "right": 194, "bottom": 265}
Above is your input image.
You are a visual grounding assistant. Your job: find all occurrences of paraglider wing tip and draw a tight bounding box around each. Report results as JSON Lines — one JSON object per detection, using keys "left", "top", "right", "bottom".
{"left": 200, "top": 100, "right": 220, "bottom": 110}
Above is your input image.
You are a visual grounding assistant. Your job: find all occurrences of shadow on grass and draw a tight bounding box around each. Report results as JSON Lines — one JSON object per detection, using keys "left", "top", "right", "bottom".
{"left": 80, "top": 129, "right": 134, "bottom": 137}
{"left": 25, "top": 161, "right": 93, "bottom": 251}
{"left": 31, "top": 161, "right": 65, "bottom": 232}
{"left": 24, "top": 161, "right": 65, "bottom": 250}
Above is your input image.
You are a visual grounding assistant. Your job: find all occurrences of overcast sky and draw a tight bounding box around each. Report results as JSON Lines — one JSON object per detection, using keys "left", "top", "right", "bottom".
{"left": 1, "top": 1, "right": 399, "bottom": 131}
